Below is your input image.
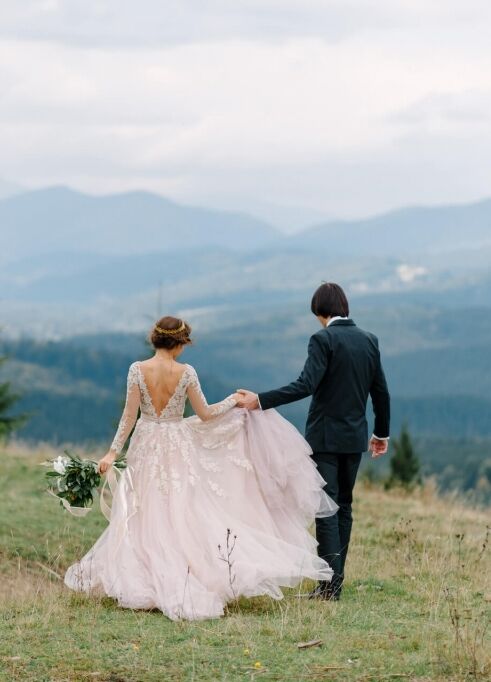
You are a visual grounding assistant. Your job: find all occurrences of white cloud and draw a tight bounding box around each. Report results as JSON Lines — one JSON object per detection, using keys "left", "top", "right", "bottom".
{"left": 397, "top": 264, "right": 427, "bottom": 283}
{"left": 0, "top": 2, "right": 490, "bottom": 219}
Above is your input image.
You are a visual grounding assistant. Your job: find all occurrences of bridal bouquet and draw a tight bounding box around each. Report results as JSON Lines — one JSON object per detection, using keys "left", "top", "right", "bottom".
{"left": 44, "top": 450, "right": 126, "bottom": 515}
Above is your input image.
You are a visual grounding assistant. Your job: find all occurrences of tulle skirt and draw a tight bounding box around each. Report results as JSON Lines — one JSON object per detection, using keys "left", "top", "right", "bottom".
{"left": 65, "top": 408, "right": 338, "bottom": 620}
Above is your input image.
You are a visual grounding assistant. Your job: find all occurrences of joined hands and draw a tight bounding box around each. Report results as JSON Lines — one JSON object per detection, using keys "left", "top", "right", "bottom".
{"left": 235, "top": 389, "right": 260, "bottom": 410}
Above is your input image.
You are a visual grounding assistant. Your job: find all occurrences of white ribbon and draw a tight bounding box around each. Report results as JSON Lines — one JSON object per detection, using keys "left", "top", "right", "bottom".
{"left": 99, "top": 465, "right": 122, "bottom": 521}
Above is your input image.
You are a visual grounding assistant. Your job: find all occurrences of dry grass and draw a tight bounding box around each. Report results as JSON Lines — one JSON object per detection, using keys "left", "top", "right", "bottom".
{"left": 0, "top": 446, "right": 490, "bottom": 681}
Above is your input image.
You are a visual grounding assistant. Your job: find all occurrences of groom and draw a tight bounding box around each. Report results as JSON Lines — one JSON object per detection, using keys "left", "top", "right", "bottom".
{"left": 237, "top": 282, "right": 390, "bottom": 600}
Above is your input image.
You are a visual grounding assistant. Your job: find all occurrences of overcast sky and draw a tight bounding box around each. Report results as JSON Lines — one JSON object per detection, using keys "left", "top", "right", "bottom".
{"left": 1, "top": 0, "right": 491, "bottom": 224}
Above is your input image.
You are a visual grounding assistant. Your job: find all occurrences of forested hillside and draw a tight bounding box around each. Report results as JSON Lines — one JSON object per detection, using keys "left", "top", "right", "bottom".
{"left": 2, "top": 298, "right": 490, "bottom": 501}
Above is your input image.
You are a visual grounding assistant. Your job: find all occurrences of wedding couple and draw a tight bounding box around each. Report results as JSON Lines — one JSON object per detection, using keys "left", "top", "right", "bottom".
{"left": 65, "top": 282, "right": 390, "bottom": 620}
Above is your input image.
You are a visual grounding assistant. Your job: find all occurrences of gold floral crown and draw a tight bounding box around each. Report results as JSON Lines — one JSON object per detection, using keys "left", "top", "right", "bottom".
{"left": 154, "top": 322, "right": 186, "bottom": 335}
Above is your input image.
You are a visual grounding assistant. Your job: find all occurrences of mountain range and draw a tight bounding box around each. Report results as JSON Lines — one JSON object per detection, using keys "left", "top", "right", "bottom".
{"left": 1, "top": 185, "right": 491, "bottom": 337}
{"left": 292, "top": 199, "right": 491, "bottom": 256}
{"left": 0, "top": 186, "right": 279, "bottom": 266}
{"left": 3, "top": 186, "right": 491, "bottom": 265}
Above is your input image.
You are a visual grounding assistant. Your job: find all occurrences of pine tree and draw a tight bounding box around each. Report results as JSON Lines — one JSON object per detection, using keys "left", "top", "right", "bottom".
{"left": 0, "top": 355, "right": 26, "bottom": 440}
{"left": 386, "top": 423, "right": 421, "bottom": 489}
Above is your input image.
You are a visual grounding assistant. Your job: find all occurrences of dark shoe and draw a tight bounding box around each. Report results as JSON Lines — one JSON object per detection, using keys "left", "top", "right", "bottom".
{"left": 308, "top": 582, "right": 330, "bottom": 600}
{"left": 309, "top": 581, "right": 342, "bottom": 601}
{"left": 326, "top": 585, "right": 341, "bottom": 601}
{"left": 328, "top": 576, "right": 343, "bottom": 601}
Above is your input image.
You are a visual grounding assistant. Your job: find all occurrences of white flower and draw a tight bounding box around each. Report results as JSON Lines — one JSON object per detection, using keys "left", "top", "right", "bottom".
{"left": 53, "top": 455, "right": 69, "bottom": 475}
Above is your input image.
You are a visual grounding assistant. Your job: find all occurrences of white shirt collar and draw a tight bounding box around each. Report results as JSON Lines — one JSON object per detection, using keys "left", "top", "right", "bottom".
{"left": 326, "top": 316, "right": 348, "bottom": 327}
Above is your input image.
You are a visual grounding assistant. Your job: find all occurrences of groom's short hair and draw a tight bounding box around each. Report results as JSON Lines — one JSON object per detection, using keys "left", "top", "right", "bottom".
{"left": 311, "top": 282, "right": 349, "bottom": 318}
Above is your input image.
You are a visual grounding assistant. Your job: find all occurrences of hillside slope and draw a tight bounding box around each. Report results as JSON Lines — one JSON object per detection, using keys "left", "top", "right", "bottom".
{"left": 0, "top": 447, "right": 489, "bottom": 681}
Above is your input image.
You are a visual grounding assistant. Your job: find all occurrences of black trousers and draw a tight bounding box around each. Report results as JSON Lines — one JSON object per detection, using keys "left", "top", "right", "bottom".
{"left": 312, "top": 452, "right": 362, "bottom": 590}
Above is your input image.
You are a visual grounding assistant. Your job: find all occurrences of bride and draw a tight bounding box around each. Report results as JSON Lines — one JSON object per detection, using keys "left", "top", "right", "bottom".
{"left": 65, "top": 316, "right": 337, "bottom": 620}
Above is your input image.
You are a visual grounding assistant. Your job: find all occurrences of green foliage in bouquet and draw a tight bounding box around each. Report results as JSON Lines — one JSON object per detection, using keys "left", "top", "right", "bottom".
{"left": 45, "top": 450, "right": 126, "bottom": 509}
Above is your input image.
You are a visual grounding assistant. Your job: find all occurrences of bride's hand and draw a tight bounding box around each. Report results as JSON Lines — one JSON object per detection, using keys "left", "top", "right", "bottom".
{"left": 235, "top": 389, "right": 259, "bottom": 410}
{"left": 98, "top": 451, "right": 116, "bottom": 474}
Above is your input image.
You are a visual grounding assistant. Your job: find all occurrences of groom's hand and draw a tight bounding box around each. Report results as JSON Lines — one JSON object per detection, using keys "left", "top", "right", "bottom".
{"left": 236, "top": 389, "right": 259, "bottom": 410}
{"left": 369, "top": 436, "right": 388, "bottom": 458}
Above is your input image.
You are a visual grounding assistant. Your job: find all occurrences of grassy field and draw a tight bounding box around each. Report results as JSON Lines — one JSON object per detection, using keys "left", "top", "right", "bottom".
{"left": 1, "top": 445, "right": 490, "bottom": 682}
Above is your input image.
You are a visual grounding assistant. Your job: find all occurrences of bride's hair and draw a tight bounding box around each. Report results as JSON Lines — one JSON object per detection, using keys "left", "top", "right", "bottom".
{"left": 150, "top": 316, "right": 192, "bottom": 350}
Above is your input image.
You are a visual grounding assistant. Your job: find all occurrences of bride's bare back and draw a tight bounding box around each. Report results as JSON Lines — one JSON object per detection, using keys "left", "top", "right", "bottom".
{"left": 138, "top": 358, "right": 187, "bottom": 417}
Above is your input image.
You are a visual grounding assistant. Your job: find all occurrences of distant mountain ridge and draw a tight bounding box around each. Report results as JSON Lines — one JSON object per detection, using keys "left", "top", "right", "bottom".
{"left": 0, "top": 186, "right": 279, "bottom": 265}
{"left": 3, "top": 186, "right": 491, "bottom": 268}
{"left": 2, "top": 186, "right": 491, "bottom": 338}
{"left": 291, "top": 197, "right": 491, "bottom": 256}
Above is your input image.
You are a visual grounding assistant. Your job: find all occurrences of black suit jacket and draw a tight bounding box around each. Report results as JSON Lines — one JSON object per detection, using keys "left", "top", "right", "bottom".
{"left": 258, "top": 319, "right": 390, "bottom": 454}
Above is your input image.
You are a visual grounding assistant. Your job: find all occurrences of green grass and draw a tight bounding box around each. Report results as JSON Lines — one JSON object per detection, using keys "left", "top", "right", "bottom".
{"left": 1, "top": 444, "right": 490, "bottom": 681}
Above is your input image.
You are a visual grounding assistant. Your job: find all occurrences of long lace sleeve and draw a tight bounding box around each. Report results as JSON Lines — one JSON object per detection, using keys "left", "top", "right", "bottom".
{"left": 186, "top": 366, "right": 237, "bottom": 422}
{"left": 110, "top": 363, "right": 141, "bottom": 454}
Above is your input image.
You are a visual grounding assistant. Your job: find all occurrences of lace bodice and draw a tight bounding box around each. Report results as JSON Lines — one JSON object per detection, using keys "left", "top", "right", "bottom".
{"left": 110, "top": 362, "right": 237, "bottom": 454}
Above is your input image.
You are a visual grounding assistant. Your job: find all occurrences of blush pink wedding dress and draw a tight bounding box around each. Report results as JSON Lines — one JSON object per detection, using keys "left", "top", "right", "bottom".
{"left": 65, "top": 362, "right": 337, "bottom": 620}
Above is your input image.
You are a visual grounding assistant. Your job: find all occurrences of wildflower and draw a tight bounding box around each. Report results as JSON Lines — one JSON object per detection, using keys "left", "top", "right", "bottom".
{"left": 254, "top": 661, "right": 262, "bottom": 669}
{"left": 243, "top": 648, "right": 250, "bottom": 655}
